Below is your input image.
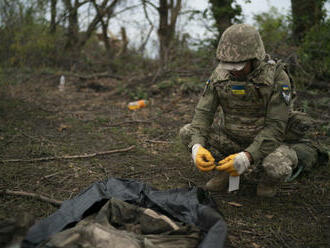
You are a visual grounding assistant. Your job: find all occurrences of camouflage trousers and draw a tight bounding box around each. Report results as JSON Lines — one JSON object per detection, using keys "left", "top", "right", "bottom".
{"left": 179, "top": 123, "right": 319, "bottom": 184}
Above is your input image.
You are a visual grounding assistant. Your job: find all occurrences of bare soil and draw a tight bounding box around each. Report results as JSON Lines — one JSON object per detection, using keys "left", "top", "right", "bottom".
{"left": 0, "top": 71, "right": 329, "bottom": 248}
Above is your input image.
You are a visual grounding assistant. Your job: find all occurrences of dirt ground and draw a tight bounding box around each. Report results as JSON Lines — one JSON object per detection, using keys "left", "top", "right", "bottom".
{"left": 0, "top": 71, "right": 329, "bottom": 248}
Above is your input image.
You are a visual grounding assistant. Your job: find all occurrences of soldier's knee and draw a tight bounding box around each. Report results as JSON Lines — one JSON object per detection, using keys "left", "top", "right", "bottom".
{"left": 262, "top": 145, "right": 298, "bottom": 182}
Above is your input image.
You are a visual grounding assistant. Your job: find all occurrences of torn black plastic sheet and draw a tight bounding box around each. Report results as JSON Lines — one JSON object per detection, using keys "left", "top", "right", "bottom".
{"left": 22, "top": 177, "right": 227, "bottom": 248}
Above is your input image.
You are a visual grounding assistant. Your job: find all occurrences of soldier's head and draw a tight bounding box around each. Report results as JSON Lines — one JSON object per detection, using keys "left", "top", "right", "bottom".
{"left": 216, "top": 24, "right": 265, "bottom": 77}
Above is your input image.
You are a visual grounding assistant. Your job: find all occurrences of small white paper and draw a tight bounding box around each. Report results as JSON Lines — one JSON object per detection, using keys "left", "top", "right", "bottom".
{"left": 228, "top": 175, "right": 240, "bottom": 192}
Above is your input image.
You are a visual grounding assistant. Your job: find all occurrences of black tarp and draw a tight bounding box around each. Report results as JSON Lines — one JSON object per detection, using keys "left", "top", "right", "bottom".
{"left": 22, "top": 177, "right": 227, "bottom": 248}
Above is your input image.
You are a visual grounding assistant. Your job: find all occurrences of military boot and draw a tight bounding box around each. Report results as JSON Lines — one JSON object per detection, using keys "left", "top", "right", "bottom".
{"left": 256, "top": 182, "right": 277, "bottom": 197}
{"left": 204, "top": 172, "right": 229, "bottom": 192}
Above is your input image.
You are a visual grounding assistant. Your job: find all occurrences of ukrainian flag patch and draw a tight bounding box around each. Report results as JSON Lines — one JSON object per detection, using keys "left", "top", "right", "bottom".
{"left": 281, "top": 85, "right": 291, "bottom": 104}
{"left": 232, "top": 85, "right": 245, "bottom": 95}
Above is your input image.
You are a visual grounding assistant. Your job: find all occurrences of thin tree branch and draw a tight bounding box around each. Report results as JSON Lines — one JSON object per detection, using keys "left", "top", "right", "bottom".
{"left": 1, "top": 190, "right": 63, "bottom": 207}
{"left": 112, "top": 4, "right": 141, "bottom": 18}
{"left": 145, "top": 139, "right": 174, "bottom": 144}
{"left": 138, "top": 25, "right": 154, "bottom": 52}
{"left": 170, "top": 0, "right": 182, "bottom": 27}
{"left": 142, "top": 0, "right": 159, "bottom": 11}
{"left": 107, "top": 120, "right": 151, "bottom": 127}
{"left": 1, "top": 146, "right": 135, "bottom": 163}
{"left": 77, "top": 0, "right": 89, "bottom": 8}
{"left": 142, "top": 0, "right": 155, "bottom": 27}
{"left": 66, "top": 71, "right": 123, "bottom": 80}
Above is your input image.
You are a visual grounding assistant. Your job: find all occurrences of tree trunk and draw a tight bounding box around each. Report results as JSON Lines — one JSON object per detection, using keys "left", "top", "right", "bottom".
{"left": 209, "top": 0, "right": 242, "bottom": 41}
{"left": 50, "top": 0, "right": 57, "bottom": 33}
{"left": 90, "top": 0, "right": 120, "bottom": 58}
{"left": 158, "top": 0, "right": 169, "bottom": 64}
{"left": 118, "top": 26, "right": 128, "bottom": 56}
{"left": 63, "top": 0, "right": 120, "bottom": 58}
{"left": 291, "top": 0, "right": 326, "bottom": 43}
{"left": 63, "top": 0, "right": 80, "bottom": 51}
{"left": 157, "top": 0, "right": 182, "bottom": 67}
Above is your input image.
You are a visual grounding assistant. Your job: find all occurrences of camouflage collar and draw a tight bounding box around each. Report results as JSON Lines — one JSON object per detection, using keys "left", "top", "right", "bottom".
{"left": 247, "top": 60, "right": 263, "bottom": 80}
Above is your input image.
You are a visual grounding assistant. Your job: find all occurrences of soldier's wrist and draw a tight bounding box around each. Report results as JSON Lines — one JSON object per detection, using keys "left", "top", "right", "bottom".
{"left": 244, "top": 151, "right": 253, "bottom": 164}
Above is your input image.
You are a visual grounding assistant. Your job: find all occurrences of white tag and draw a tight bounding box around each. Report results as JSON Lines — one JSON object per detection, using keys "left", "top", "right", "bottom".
{"left": 228, "top": 176, "right": 240, "bottom": 192}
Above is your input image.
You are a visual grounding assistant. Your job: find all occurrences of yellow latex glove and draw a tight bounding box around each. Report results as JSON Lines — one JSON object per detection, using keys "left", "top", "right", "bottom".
{"left": 216, "top": 154, "right": 239, "bottom": 176}
{"left": 216, "top": 152, "right": 251, "bottom": 177}
{"left": 192, "top": 144, "right": 215, "bottom": 172}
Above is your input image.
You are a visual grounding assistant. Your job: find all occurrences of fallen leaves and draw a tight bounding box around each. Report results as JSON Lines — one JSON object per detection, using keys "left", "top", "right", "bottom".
{"left": 265, "top": 214, "right": 274, "bottom": 219}
{"left": 252, "top": 242, "right": 261, "bottom": 248}
{"left": 58, "top": 124, "right": 71, "bottom": 132}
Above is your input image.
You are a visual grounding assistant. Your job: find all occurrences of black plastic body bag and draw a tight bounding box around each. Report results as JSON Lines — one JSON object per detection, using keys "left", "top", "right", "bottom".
{"left": 22, "top": 177, "right": 227, "bottom": 248}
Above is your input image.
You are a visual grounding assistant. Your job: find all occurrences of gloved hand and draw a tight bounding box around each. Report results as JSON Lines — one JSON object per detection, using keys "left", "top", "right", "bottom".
{"left": 216, "top": 152, "right": 250, "bottom": 176}
{"left": 192, "top": 144, "right": 215, "bottom": 172}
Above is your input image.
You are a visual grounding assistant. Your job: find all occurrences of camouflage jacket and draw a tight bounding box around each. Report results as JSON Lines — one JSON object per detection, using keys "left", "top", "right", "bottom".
{"left": 190, "top": 60, "right": 293, "bottom": 164}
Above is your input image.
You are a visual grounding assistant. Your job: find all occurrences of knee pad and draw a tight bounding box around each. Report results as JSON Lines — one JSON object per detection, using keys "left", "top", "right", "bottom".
{"left": 262, "top": 145, "right": 298, "bottom": 181}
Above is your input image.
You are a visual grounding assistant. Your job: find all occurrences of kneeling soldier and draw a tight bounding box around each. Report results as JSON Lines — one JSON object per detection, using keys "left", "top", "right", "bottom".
{"left": 180, "top": 24, "right": 326, "bottom": 197}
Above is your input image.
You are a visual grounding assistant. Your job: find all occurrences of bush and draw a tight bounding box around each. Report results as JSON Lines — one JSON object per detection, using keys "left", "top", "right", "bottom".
{"left": 8, "top": 24, "right": 59, "bottom": 67}
{"left": 0, "top": 1, "right": 64, "bottom": 68}
{"left": 299, "top": 20, "right": 330, "bottom": 80}
{"left": 253, "top": 7, "right": 293, "bottom": 57}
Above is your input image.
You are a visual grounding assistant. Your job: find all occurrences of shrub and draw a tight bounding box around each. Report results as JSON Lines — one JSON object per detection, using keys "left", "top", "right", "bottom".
{"left": 8, "top": 23, "right": 58, "bottom": 67}
{"left": 253, "top": 7, "right": 293, "bottom": 58}
{"left": 299, "top": 19, "right": 330, "bottom": 80}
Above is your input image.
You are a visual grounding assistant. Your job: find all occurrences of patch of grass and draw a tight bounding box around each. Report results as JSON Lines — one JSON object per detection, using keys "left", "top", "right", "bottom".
{"left": 156, "top": 80, "right": 175, "bottom": 90}
{"left": 95, "top": 117, "right": 110, "bottom": 125}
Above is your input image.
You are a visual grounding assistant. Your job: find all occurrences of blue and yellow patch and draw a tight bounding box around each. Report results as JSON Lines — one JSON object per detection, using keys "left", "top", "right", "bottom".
{"left": 231, "top": 85, "right": 245, "bottom": 95}
{"left": 281, "top": 84, "right": 291, "bottom": 104}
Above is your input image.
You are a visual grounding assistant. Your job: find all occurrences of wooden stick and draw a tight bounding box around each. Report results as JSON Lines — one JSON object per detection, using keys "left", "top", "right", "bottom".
{"left": 1, "top": 145, "right": 135, "bottom": 163}
{"left": 1, "top": 190, "right": 63, "bottom": 207}
{"left": 41, "top": 172, "right": 60, "bottom": 180}
{"left": 108, "top": 120, "right": 151, "bottom": 127}
{"left": 146, "top": 139, "right": 173, "bottom": 144}
{"left": 66, "top": 72, "right": 122, "bottom": 80}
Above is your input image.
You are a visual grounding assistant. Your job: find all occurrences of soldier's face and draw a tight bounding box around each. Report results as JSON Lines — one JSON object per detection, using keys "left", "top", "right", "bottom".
{"left": 230, "top": 61, "right": 252, "bottom": 79}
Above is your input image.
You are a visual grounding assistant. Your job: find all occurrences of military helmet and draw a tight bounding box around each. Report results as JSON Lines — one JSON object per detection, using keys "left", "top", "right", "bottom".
{"left": 216, "top": 24, "right": 266, "bottom": 63}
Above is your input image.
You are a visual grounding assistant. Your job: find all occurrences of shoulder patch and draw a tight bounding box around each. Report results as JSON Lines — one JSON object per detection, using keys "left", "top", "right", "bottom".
{"left": 281, "top": 84, "right": 291, "bottom": 104}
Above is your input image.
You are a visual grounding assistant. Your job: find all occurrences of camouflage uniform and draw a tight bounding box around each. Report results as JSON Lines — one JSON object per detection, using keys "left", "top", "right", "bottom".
{"left": 180, "top": 24, "right": 320, "bottom": 185}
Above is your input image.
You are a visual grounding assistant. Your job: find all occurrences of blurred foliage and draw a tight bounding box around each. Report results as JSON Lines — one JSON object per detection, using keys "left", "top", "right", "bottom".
{"left": 0, "top": 1, "right": 49, "bottom": 64}
{"left": 291, "top": 0, "right": 327, "bottom": 43}
{"left": 253, "top": 7, "right": 293, "bottom": 57}
{"left": 8, "top": 24, "right": 57, "bottom": 67}
{"left": 0, "top": 0, "right": 328, "bottom": 91}
{"left": 252, "top": 6, "right": 330, "bottom": 88}
{"left": 299, "top": 19, "right": 330, "bottom": 80}
{"left": 0, "top": 1, "right": 60, "bottom": 68}
{"left": 208, "top": 0, "right": 242, "bottom": 40}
